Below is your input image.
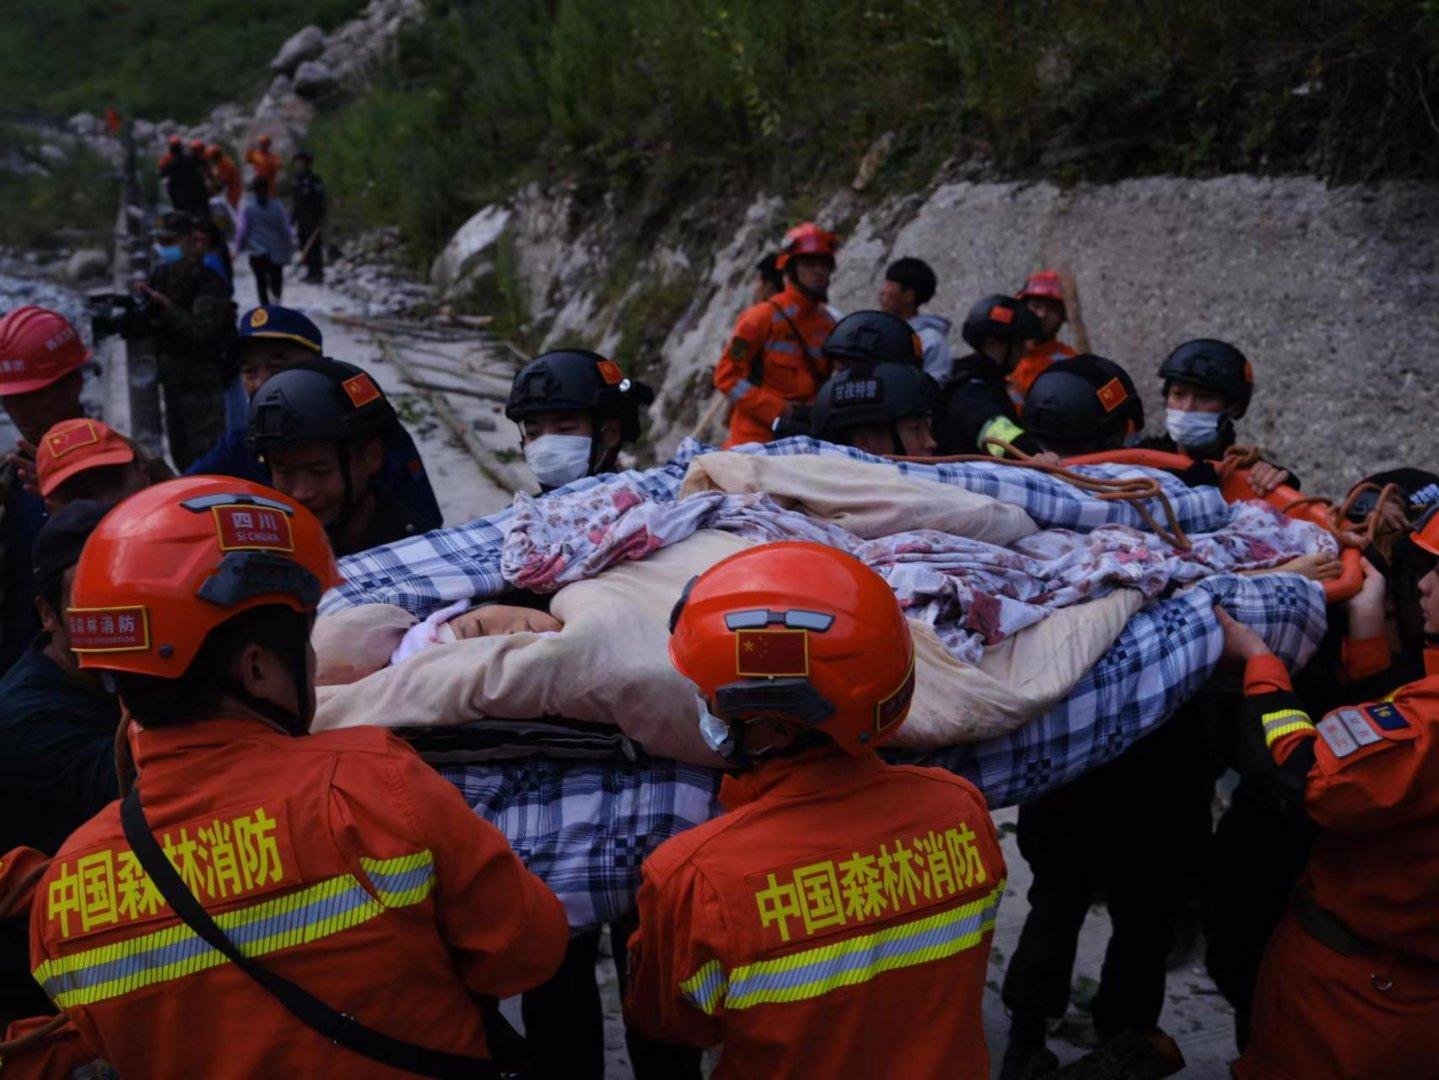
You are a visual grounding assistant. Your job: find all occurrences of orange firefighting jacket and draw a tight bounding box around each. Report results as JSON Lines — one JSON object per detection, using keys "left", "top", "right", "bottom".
{"left": 1246, "top": 650, "right": 1439, "bottom": 960}
{"left": 244, "top": 149, "right": 282, "bottom": 196}
{"left": 1007, "top": 338, "right": 1077, "bottom": 412}
{"left": 29, "top": 718, "right": 567, "bottom": 1077}
{"left": 714, "top": 283, "right": 836, "bottom": 447}
{"left": 212, "top": 154, "right": 243, "bottom": 209}
{"left": 624, "top": 747, "right": 1006, "bottom": 1078}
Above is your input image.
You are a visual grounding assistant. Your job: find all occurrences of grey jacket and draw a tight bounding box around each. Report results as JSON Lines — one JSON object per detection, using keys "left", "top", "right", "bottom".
{"left": 235, "top": 196, "right": 295, "bottom": 263}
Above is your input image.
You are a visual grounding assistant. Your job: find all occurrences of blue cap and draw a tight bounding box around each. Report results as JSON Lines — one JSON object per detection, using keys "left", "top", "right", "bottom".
{"left": 237, "top": 306, "right": 323, "bottom": 354}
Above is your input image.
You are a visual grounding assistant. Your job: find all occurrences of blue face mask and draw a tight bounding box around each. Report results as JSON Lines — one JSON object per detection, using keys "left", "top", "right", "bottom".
{"left": 155, "top": 244, "right": 183, "bottom": 264}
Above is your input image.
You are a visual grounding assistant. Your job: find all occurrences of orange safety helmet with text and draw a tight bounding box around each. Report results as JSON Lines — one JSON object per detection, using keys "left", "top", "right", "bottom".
{"left": 775, "top": 222, "right": 839, "bottom": 270}
{"left": 669, "top": 541, "right": 915, "bottom": 757}
{"left": 0, "top": 306, "right": 92, "bottom": 396}
{"left": 67, "top": 477, "right": 342, "bottom": 678}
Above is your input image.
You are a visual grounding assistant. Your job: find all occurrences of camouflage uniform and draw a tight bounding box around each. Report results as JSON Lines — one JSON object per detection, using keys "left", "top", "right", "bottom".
{"left": 147, "top": 257, "right": 236, "bottom": 470}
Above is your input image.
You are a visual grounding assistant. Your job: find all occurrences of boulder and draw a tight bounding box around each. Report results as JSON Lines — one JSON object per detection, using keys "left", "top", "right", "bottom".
{"left": 64, "top": 249, "right": 110, "bottom": 283}
{"left": 430, "top": 205, "right": 513, "bottom": 294}
{"left": 270, "top": 25, "right": 327, "bottom": 76}
{"left": 293, "top": 60, "right": 339, "bottom": 99}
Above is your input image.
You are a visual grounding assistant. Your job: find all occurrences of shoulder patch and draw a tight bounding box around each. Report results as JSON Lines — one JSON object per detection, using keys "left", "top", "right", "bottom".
{"left": 1316, "top": 713, "right": 1359, "bottom": 758}
{"left": 729, "top": 337, "right": 750, "bottom": 361}
{"left": 1365, "top": 702, "right": 1410, "bottom": 732}
{"left": 1335, "top": 708, "right": 1381, "bottom": 748}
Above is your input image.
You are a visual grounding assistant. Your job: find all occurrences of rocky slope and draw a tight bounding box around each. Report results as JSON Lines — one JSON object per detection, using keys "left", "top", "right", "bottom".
{"left": 434, "top": 174, "right": 1438, "bottom": 493}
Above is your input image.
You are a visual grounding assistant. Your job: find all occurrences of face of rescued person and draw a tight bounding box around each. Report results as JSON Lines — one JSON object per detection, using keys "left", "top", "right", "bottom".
{"left": 847, "top": 416, "right": 936, "bottom": 458}
{"left": 241, "top": 341, "right": 318, "bottom": 398}
{"left": 1024, "top": 296, "right": 1065, "bottom": 340}
{"left": 1418, "top": 565, "right": 1439, "bottom": 636}
{"left": 266, "top": 438, "right": 384, "bottom": 526}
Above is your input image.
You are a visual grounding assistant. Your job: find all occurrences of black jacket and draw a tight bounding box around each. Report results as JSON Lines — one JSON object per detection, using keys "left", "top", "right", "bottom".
{"left": 933, "top": 353, "right": 1043, "bottom": 456}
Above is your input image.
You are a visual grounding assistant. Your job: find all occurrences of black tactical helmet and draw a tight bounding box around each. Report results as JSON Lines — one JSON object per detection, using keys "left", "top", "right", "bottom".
{"left": 1023, "top": 355, "right": 1144, "bottom": 453}
{"left": 822, "top": 310, "right": 924, "bottom": 370}
{"left": 960, "top": 294, "right": 1044, "bottom": 352}
{"left": 1159, "top": 339, "right": 1253, "bottom": 418}
{"left": 1345, "top": 468, "right": 1439, "bottom": 524}
{"left": 505, "top": 349, "right": 655, "bottom": 444}
{"left": 812, "top": 362, "right": 938, "bottom": 443}
{"left": 247, "top": 358, "right": 397, "bottom": 450}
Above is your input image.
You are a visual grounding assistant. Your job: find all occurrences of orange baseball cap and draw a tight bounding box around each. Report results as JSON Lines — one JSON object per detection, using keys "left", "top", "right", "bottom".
{"left": 37, "top": 418, "right": 135, "bottom": 497}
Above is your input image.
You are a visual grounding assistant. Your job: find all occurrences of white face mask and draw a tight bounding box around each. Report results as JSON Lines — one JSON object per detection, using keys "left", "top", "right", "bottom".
{"left": 524, "top": 434, "right": 593, "bottom": 489}
{"left": 1165, "top": 408, "right": 1224, "bottom": 450}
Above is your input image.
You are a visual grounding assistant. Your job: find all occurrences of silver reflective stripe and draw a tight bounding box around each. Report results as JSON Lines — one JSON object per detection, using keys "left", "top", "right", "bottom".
{"left": 727, "top": 379, "right": 756, "bottom": 404}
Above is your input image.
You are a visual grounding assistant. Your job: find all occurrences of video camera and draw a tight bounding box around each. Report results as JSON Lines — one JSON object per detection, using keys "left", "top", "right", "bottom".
{"left": 86, "top": 288, "right": 156, "bottom": 341}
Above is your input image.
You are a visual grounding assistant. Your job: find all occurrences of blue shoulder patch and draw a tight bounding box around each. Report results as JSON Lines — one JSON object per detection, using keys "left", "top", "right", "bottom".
{"left": 1365, "top": 703, "right": 1410, "bottom": 732}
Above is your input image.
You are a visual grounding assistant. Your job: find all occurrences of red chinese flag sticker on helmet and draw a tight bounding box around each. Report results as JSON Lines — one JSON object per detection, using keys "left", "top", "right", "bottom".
{"left": 212, "top": 505, "right": 295, "bottom": 552}
{"left": 1096, "top": 377, "right": 1129, "bottom": 412}
{"left": 342, "top": 373, "right": 381, "bottom": 408}
{"left": 67, "top": 606, "right": 150, "bottom": 653}
{"left": 735, "top": 629, "right": 809, "bottom": 678}
{"left": 46, "top": 420, "right": 100, "bottom": 459}
{"left": 596, "top": 360, "right": 625, "bottom": 386}
{"left": 989, "top": 306, "right": 1014, "bottom": 324}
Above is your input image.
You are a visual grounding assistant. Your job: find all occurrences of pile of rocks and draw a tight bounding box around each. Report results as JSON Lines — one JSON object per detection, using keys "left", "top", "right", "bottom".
{"left": 327, "top": 228, "right": 437, "bottom": 316}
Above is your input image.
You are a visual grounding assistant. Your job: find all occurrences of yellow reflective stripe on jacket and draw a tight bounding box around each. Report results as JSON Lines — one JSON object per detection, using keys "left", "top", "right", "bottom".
{"left": 33, "top": 851, "right": 435, "bottom": 1010}
{"left": 978, "top": 417, "right": 1024, "bottom": 456}
{"left": 681, "top": 881, "right": 1003, "bottom": 1017}
{"left": 1261, "top": 708, "right": 1315, "bottom": 748}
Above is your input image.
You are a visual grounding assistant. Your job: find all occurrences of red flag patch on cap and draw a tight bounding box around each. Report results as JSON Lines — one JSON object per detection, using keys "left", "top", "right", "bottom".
{"left": 989, "top": 306, "right": 1014, "bottom": 324}
{"left": 596, "top": 360, "right": 625, "bottom": 386}
{"left": 212, "top": 505, "right": 294, "bottom": 553}
{"left": 735, "top": 629, "right": 809, "bottom": 677}
{"left": 1096, "top": 377, "right": 1129, "bottom": 413}
{"left": 46, "top": 420, "right": 99, "bottom": 460}
{"left": 67, "top": 606, "right": 150, "bottom": 653}
{"left": 342, "top": 373, "right": 381, "bottom": 408}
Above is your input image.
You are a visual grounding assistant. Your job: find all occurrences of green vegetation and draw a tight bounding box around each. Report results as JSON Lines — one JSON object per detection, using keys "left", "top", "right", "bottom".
{"left": 0, "top": 0, "right": 360, "bottom": 121}
{"left": 0, "top": 126, "right": 114, "bottom": 251}
{"left": 313, "top": 0, "right": 1439, "bottom": 269}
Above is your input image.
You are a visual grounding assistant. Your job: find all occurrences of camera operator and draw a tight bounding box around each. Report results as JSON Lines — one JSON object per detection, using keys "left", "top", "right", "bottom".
{"left": 136, "top": 211, "right": 237, "bottom": 469}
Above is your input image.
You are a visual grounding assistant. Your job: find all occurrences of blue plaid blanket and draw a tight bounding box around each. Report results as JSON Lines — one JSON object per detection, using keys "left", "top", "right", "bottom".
{"left": 444, "top": 573, "right": 1325, "bottom": 930}
{"left": 322, "top": 437, "right": 1230, "bottom": 617}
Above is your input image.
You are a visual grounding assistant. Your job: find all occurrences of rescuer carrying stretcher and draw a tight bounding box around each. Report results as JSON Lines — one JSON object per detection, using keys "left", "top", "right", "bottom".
{"left": 27, "top": 476, "right": 567, "bottom": 1077}
{"left": 625, "top": 541, "right": 1006, "bottom": 1077}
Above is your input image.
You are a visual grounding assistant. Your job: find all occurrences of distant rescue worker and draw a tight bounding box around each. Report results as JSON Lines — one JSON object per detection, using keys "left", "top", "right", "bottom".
{"left": 504, "top": 349, "right": 654, "bottom": 491}
{"left": 35, "top": 418, "right": 156, "bottom": 512}
{"left": 157, "top": 135, "right": 208, "bottom": 218}
{"left": 0, "top": 502, "right": 118, "bottom": 1024}
{"left": 626, "top": 541, "right": 1005, "bottom": 1076}
{"left": 28, "top": 476, "right": 568, "bottom": 1075}
{"left": 714, "top": 223, "right": 839, "bottom": 447}
{"left": 1008, "top": 269, "right": 1085, "bottom": 409}
{"left": 1141, "top": 338, "right": 1293, "bottom": 496}
{"left": 205, "top": 143, "right": 243, "bottom": 210}
{"left": 750, "top": 253, "right": 783, "bottom": 305}
{"left": 139, "top": 211, "right": 237, "bottom": 470}
{"left": 1022, "top": 354, "right": 1144, "bottom": 457}
{"left": 821, "top": 309, "right": 925, "bottom": 374}
{"left": 878, "top": 257, "right": 954, "bottom": 382}
{"left": 247, "top": 359, "right": 434, "bottom": 556}
{"left": 812, "top": 361, "right": 939, "bottom": 457}
{"left": 235, "top": 176, "right": 295, "bottom": 308}
{"left": 189, "top": 306, "right": 442, "bottom": 533}
{"left": 244, "top": 132, "right": 282, "bottom": 196}
{"left": 291, "top": 149, "right": 327, "bottom": 284}
{"left": 0, "top": 306, "right": 91, "bottom": 673}
{"left": 1218, "top": 509, "right": 1439, "bottom": 1079}
{"left": 932, "top": 294, "right": 1047, "bottom": 458}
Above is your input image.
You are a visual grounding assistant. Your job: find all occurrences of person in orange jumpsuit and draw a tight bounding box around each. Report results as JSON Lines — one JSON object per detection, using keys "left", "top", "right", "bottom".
{"left": 625, "top": 541, "right": 1006, "bottom": 1077}
{"left": 713, "top": 223, "right": 838, "bottom": 447}
{"left": 244, "top": 133, "right": 283, "bottom": 197}
{"left": 27, "top": 475, "right": 567, "bottom": 1077}
{"left": 1218, "top": 507, "right": 1439, "bottom": 1080}
{"left": 1007, "top": 269, "right": 1081, "bottom": 411}
{"left": 206, "top": 144, "right": 244, "bottom": 210}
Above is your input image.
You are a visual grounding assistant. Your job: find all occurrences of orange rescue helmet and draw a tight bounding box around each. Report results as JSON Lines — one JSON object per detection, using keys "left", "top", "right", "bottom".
{"left": 1018, "top": 270, "right": 1065, "bottom": 303}
{"left": 37, "top": 418, "right": 135, "bottom": 497}
{"left": 669, "top": 541, "right": 915, "bottom": 757}
{"left": 0, "top": 306, "right": 92, "bottom": 396}
{"left": 187, "top": 138, "right": 205, "bottom": 154}
{"left": 205, "top": 143, "right": 224, "bottom": 160}
{"left": 67, "top": 476, "right": 342, "bottom": 678}
{"left": 775, "top": 222, "right": 839, "bottom": 270}
{"left": 257, "top": 133, "right": 272, "bottom": 149}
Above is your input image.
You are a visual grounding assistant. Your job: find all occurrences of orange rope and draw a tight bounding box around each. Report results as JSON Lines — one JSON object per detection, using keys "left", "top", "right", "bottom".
{"left": 887, "top": 439, "right": 1193, "bottom": 551}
